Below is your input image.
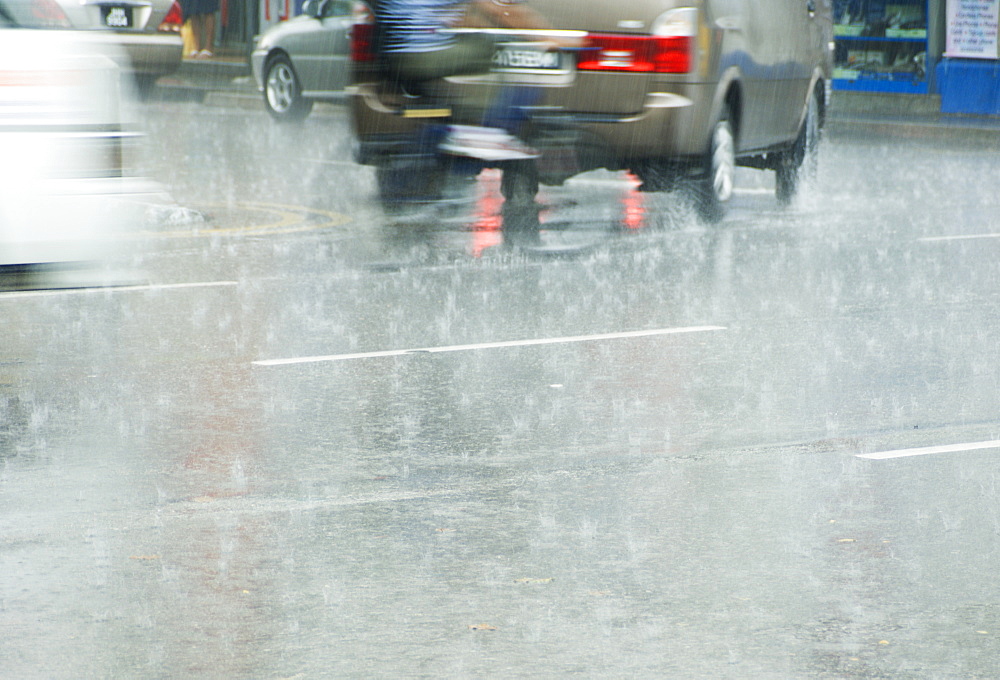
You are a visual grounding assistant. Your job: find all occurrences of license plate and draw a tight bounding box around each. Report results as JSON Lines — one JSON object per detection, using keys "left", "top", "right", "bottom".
{"left": 102, "top": 6, "right": 132, "bottom": 28}
{"left": 492, "top": 45, "right": 565, "bottom": 72}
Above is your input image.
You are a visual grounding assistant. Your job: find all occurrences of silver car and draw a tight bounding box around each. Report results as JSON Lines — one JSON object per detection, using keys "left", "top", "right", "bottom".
{"left": 251, "top": 0, "right": 353, "bottom": 121}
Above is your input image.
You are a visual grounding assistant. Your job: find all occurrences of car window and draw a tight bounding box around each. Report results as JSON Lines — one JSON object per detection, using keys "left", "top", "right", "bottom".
{"left": 321, "top": 0, "right": 350, "bottom": 18}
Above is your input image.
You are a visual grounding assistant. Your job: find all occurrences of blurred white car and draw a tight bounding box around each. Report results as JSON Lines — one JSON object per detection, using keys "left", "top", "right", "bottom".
{"left": 3, "top": 0, "right": 184, "bottom": 90}
{"left": 0, "top": 6, "right": 166, "bottom": 284}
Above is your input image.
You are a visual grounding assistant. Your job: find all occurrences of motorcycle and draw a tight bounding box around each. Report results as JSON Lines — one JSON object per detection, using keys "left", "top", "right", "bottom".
{"left": 348, "top": 2, "right": 586, "bottom": 224}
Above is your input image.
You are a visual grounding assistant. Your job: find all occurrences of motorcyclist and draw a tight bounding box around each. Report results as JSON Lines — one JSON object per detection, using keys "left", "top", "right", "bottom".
{"left": 376, "top": 0, "right": 562, "bottom": 161}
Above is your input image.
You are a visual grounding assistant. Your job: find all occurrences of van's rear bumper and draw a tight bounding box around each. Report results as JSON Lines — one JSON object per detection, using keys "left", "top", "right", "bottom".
{"left": 350, "top": 82, "right": 717, "bottom": 171}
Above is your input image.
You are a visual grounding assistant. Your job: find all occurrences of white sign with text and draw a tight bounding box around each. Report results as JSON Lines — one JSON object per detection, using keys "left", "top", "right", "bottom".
{"left": 947, "top": 0, "right": 1000, "bottom": 58}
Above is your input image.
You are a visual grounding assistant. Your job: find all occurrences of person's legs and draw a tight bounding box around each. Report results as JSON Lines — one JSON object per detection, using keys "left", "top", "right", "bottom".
{"left": 189, "top": 14, "right": 204, "bottom": 53}
{"left": 481, "top": 85, "right": 543, "bottom": 135}
{"left": 201, "top": 12, "right": 215, "bottom": 54}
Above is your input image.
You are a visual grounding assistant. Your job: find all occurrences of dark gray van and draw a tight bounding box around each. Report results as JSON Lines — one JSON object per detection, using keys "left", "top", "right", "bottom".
{"left": 350, "top": 0, "right": 833, "bottom": 220}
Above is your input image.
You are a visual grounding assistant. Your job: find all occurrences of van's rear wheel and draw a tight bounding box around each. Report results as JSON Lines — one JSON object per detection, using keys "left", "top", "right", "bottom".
{"left": 691, "top": 111, "right": 735, "bottom": 223}
{"left": 776, "top": 88, "right": 820, "bottom": 205}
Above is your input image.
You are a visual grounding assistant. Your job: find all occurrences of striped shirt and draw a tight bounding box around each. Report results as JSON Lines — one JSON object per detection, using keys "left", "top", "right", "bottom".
{"left": 377, "top": 0, "right": 467, "bottom": 54}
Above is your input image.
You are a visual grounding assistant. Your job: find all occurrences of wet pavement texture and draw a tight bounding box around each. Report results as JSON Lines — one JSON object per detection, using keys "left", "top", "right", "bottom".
{"left": 3, "top": 101, "right": 1000, "bottom": 678}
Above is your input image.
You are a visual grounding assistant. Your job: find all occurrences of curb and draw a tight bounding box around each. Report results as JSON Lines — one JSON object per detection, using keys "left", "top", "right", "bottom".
{"left": 826, "top": 90, "right": 1000, "bottom": 143}
{"left": 152, "top": 57, "right": 253, "bottom": 102}
{"left": 825, "top": 119, "right": 1000, "bottom": 146}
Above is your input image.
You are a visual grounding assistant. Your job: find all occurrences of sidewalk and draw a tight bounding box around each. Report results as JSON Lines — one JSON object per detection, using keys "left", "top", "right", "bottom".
{"left": 826, "top": 91, "right": 1000, "bottom": 143}
{"left": 152, "top": 57, "right": 1000, "bottom": 141}
{"left": 152, "top": 54, "right": 257, "bottom": 107}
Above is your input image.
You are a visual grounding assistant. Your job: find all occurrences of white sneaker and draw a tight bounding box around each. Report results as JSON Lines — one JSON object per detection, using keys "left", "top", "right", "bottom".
{"left": 439, "top": 125, "right": 539, "bottom": 161}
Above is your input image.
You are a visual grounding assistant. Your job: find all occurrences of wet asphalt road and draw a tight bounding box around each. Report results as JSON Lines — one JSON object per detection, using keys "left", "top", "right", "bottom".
{"left": 3, "top": 99, "right": 1000, "bottom": 678}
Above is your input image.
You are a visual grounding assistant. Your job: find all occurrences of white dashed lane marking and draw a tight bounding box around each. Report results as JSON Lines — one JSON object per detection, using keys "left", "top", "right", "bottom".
{"left": 253, "top": 325, "right": 726, "bottom": 367}
{"left": 857, "top": 440, "right": 1000, "bottom": 460}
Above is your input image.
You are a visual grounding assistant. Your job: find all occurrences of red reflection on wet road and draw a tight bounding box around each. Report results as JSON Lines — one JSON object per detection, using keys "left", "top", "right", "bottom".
{"left": 621, "top": 172, "right": 646, "bottom": 230}
{"left": 467, "top": 169, "right": 648, "bottom": 257}
{"left": 469, "top": 170, "right": 504, "bottom": 258}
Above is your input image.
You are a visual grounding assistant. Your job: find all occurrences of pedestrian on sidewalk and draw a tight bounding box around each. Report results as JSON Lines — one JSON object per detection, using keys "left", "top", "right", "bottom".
{"left": 181, "top": 0, "right": 219, "bottom": 58}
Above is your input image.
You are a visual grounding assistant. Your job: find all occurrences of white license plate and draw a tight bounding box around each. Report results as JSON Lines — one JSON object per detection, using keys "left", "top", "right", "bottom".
{"left": 102, "top": 6, "right": 132, "bottom": 28}
{"left": 492, "top": 45, "right": 564, "bottom": 71}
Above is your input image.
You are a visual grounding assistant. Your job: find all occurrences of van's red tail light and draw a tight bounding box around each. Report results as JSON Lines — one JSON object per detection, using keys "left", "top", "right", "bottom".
{"left": 579, "top": 8, "right": 699, "bottom": 74}
{"left": 577, "top": 34, "right": 692, "bottom": 74}
{"left": 350, "top": 2, "right": 376, "bottom": 63}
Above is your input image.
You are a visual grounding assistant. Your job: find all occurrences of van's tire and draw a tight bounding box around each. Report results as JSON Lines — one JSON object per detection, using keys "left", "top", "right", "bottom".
{"left": 776, "top": 88, "right": 820, "bottom": 205}
{"left": 691, "top": 109, "right": 736, "bottom": 223}
{"left": 264, "top": 54, "right": 313, "bottom": 122}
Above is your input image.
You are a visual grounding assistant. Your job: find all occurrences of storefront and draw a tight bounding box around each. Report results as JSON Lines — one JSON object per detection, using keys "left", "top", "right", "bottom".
{"left": 258, "top": 0, "right": 307, "bottom": 32}
{"left": 832, "top": 0, "right": 938, "bottom": 93}
{"left": 209, "top": 0, "right": 305, "bottom": 56}
{"left": 937, "top": 0, "right": 1000, "bottom": 113}
{"left": 832, "top": 0, "right": 1000, "bottom": 114}
{"left": 211, "top": 0, "right": 261, "bottom": 55}
{"left": 212, "top": 0, "right": 305, "bottom": 53}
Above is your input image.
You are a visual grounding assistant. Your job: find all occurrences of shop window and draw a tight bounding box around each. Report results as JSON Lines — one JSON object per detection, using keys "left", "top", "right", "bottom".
{"left": 833, "top": 0, "right": 930, "bottom": 92}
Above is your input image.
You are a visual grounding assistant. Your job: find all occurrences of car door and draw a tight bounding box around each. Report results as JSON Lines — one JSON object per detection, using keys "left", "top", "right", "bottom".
{"left": 292, "top": 0, "right": 352, "bottom": 95}
{"left": 780, "top": 0, "right": 829, "bottom": 139}
{"left": 733, "top": 0, "right": 811, "bottom": 150}
{"left": 713, "top": 0, "right": 780, "bottom": 151}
